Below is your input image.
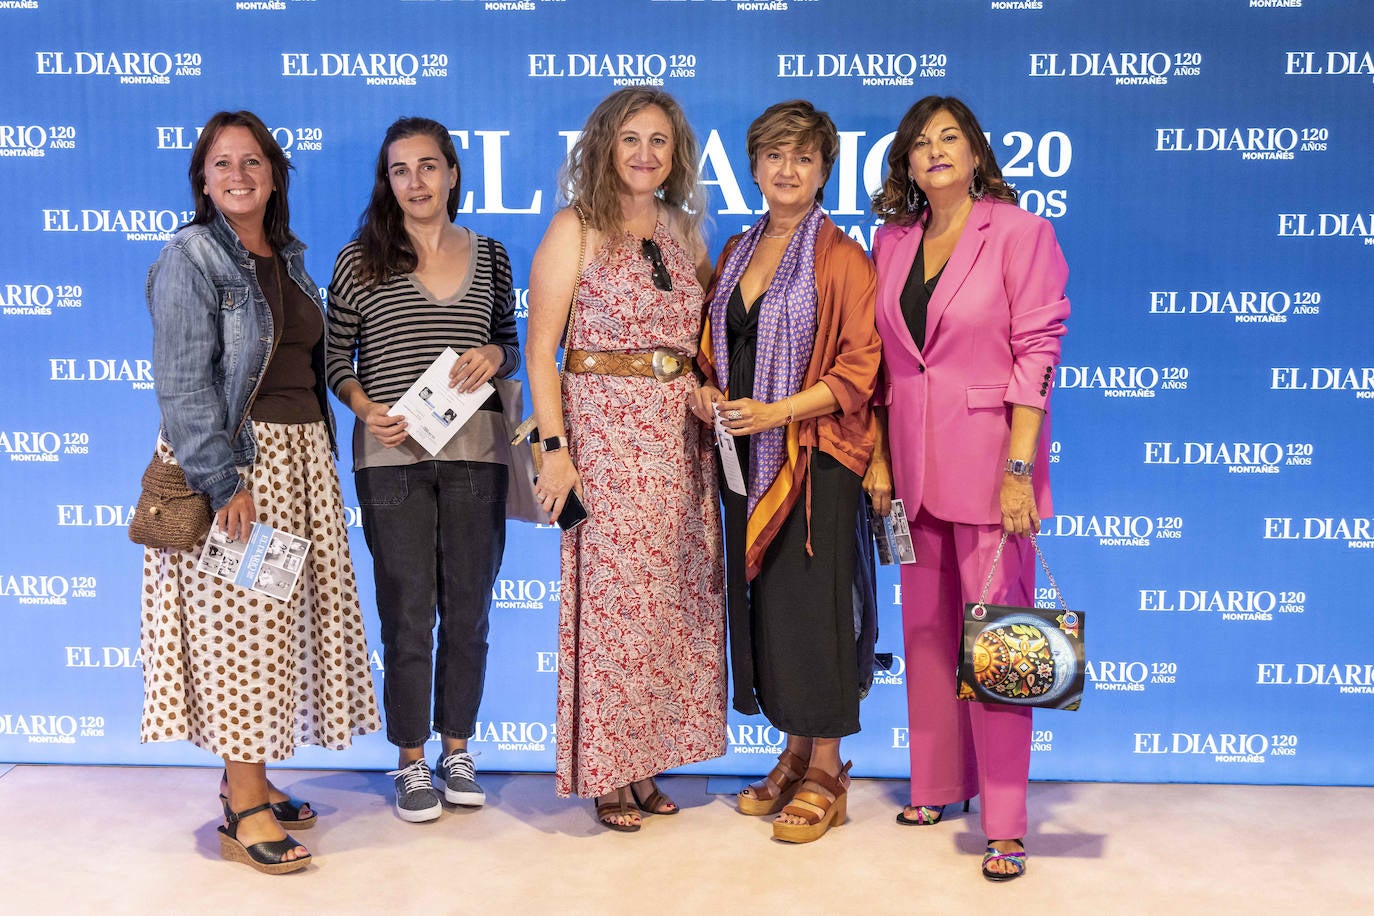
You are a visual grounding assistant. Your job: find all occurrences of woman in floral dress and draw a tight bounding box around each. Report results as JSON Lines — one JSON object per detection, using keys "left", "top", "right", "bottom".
{"left": 525, "top": 88, "right": 726, "bottom": 832}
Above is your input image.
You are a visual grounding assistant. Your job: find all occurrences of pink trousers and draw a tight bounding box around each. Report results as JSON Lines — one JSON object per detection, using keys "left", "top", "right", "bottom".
{"left": 900, "top": 507, "right": 1034, "bottom": 840}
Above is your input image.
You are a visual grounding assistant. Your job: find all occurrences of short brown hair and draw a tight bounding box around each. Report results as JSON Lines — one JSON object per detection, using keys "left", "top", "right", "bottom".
{"left": 746, "top": 100, "right": 839, "bottom": 204}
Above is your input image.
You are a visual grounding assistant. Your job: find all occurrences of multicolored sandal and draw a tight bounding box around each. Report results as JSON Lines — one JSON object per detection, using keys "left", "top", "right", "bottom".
{"left": 771, "top": 761, "right": 852, "bottom": 844}
{"left": 737, "top": 749, "right": 810, "bottom": 816}
{"left": 217, "top": 802, "right": 311, "bottom": 875}
{"left": 981, "top": 840, "right": 1027, "bottom": 882}
{"left": 896, "top": 799, "right": 970, "bottom": 826}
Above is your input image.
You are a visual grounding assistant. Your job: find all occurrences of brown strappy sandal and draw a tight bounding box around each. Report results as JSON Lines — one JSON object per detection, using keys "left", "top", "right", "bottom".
{"left": 593, "top": 787, "right": 641, "bottom": 833}
{"left": 737, "top": 748, "right": 810, "bottom": 816}
{"left": 771, "top": 760, "right": 852, "bottom": 844}
{"left": 630, "top": 778, "right": 678, "bottom": 815}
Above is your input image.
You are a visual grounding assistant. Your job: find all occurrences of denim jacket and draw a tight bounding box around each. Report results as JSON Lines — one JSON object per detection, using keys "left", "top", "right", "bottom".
{"left": 146, "top": 209, "right": 335, "bottom": 510}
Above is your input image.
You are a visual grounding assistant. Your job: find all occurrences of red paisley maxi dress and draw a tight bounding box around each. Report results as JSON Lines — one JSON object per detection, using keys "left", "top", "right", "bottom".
{"left": 554, "top": 223, "right": 727, "bottom": 799}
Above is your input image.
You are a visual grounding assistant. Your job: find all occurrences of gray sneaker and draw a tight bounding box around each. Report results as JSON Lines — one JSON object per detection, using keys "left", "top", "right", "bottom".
{"left": 435, "top": 749, "right": 486, "bottom": 807}
{"left": 387, "top": 758, "right": 441, "bottom": 822}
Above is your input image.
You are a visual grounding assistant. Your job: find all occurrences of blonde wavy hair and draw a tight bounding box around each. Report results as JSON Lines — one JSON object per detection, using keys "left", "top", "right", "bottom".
{"left": 559, "top": 88, "right": 706, "bottom": 244}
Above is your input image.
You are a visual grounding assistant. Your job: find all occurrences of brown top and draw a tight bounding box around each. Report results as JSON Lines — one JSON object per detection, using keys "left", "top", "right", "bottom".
{"left": 251, "top": 252, "right": 324, "bottom": 425}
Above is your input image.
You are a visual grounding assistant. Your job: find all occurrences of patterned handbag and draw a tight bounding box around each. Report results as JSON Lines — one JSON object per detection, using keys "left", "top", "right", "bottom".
{"left": 957, "top": 532, "right": 1085, "bottom": 711}
{"left": 128, "top": 454, "right": 212, "bottom": 552}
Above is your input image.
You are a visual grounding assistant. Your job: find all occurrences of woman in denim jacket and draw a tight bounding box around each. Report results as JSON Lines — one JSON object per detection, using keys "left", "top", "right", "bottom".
{"left": 139, "top": 110, "right": 380, "bottom": 875}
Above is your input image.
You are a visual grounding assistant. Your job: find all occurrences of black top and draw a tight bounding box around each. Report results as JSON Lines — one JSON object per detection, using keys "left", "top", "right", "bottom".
{"left": 898, "top": 240, "right": 944, "bottom": 353}
{"left": 251, "top": 252, "right": 324, "bottom": 424}
{"left": 725, "top": 283, "right": 765, "bottom": 402}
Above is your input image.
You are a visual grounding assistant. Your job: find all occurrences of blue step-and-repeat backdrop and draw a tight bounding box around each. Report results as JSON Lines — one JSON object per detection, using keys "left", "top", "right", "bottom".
{"left": 1, "top": 0, "right": 1370, "bottom": 785}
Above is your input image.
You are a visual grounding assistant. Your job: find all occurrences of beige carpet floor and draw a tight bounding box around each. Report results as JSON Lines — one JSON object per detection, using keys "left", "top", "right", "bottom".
{"left": 0, "top": 764, "right": 1367, "bottom": 913}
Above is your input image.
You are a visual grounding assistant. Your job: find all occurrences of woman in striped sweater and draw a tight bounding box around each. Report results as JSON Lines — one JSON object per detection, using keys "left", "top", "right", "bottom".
{"left": 326, "top": 117, "right": 520, "bottom": 823}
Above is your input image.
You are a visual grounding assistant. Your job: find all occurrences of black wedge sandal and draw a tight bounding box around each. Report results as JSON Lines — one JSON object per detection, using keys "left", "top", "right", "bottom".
{"left": 218, "top": 802, "right": 312, "bottom": 875}
{"left": 220, "top": 791, "right": 317, "bottom": 829}
{"left": 220, "top": 771, "right": 317, "bottom": 829}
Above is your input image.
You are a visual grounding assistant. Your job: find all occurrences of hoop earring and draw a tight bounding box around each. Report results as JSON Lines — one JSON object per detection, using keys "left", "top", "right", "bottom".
{"left": 969, "top": 171, "right": 987, "bottom": 202}
{"left": 905, "top": 179, "right": 924, "bottom": 213}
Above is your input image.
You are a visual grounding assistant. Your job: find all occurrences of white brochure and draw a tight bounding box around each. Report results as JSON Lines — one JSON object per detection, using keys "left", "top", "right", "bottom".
{"left": 197, "top": 522, "right": 310, "bottom": 601}
{"left": 387, "top": 347, "right": 494, "bottom": 456}
{"left": 713, "top": 405, "right": 747, "bottom": 496}
{"left": 872, "top": 497, "right": 917, "bottom": 565}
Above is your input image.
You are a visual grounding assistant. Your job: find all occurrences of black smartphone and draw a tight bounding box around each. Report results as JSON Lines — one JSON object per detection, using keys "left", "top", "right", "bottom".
{"left": 557, "top": 488, "right": 589, "bottom": 531}
{"left": 535, "top": 476, "right": 589, "bottom": 531}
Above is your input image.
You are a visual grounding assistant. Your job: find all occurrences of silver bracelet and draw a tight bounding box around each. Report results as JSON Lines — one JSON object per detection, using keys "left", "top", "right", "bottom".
{"left": 1005, "top": 458, "right": 1034, "bottom": 478}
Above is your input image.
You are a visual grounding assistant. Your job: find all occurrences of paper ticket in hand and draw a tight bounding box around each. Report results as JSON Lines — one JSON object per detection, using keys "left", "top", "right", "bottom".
{"left": 872, "top": 497, "right": 917, "bottom": 565}
{"left": 387, "top": 347, "right": 493, "bottom": 457}
{"left": 197, "top": 522, "right": 310, "bottom": 601}
{"left": 713, "top": 406, "right": 747, "bottom": 496}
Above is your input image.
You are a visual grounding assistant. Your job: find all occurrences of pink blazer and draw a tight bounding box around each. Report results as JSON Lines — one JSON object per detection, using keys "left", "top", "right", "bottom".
{"left": 873, "top": 197, "right": 1070, "bottom": 525}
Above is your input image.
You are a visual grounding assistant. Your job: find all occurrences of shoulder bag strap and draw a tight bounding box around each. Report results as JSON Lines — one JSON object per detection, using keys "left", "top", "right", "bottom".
{"left": 509, "top": 205, "right": 589, "bottom": 448}
{"left": 976, "top": 532, "right": 1069, "bottom": 611}
{"left": 560, "top": 203, "right": 589, "bottom": 375}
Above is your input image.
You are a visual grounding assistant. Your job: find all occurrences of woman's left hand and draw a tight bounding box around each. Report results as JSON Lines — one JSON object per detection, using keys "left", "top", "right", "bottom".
{"left": 863, "top": 457, "right": 893, "bottom": 517}
{"left": 449, "top": 344, "right": 503, "bottom": 393}
{"left": 716, "top": 397, "right": 786, "bottom": 436}
{"left": 1000, "top": 473, "right": 1040, "bottom": 536}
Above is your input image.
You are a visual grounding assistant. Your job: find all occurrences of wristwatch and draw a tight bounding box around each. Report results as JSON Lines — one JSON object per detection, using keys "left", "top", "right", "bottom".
{"left": 1004, "top": 458, "right": 1034, "bottom": 478}
{"left": 541, "top": 435, "right": 569, "bottom": 453}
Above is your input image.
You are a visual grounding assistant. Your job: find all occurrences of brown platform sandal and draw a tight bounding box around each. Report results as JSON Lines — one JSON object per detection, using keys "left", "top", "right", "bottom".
{"left": 594, "top": 788, "right": 642, "bottom": 833}
{"left": 771, "top": 760, "right": 852, "bottom": 844}
{"left": 737, "top": 748, "right": 810, "bottom": 816}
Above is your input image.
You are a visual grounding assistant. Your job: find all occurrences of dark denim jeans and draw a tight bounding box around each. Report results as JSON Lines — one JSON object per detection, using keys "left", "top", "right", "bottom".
{"left": 356, "top": 460, "right": 507, "bottom": 747}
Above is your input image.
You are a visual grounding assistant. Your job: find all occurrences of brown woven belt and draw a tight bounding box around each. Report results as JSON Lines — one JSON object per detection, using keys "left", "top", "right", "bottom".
{"left": 566, "top": 348, "right": 691, "bottom": 382}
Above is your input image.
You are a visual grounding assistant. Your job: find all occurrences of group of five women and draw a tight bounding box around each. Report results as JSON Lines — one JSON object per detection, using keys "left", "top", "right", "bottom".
{"left": 140, "top": 89, "right": 1069, "bottom": 883}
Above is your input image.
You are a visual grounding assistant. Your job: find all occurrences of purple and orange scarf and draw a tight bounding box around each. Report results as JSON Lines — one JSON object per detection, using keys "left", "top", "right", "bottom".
{"left": 706, "top": 203, "right": 824, "bottom": 549}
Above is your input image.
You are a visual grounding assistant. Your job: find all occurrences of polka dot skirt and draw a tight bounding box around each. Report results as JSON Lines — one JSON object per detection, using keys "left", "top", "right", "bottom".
{"left": 140, "top": 421, "right": 381, "bottom": 762}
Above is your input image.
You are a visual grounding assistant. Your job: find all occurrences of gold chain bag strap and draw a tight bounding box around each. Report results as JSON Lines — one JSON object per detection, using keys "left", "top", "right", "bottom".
{"left": 131, "top": 255, "right": 285, "bottom": 551}
{"left": 510, "top": 203, "right": 588, "bottom": 475}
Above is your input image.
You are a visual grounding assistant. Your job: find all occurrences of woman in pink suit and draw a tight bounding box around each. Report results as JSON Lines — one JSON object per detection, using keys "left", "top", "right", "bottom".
{"left": 865, "top": 96, "right": 1069, "bottom": 882}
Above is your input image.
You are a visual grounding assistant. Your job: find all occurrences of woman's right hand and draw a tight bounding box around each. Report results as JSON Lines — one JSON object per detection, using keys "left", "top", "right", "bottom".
{"left": 360, "top": 399, "right": 408, "bottom": 448}
{"left": 216, "top": 489, "right": 257, "bottom": 543}
{"left": 690, "top": 385, "right": 724, "bottom": 424}
{"left": 535, "top": 449, "right": 582, "bottom": 525}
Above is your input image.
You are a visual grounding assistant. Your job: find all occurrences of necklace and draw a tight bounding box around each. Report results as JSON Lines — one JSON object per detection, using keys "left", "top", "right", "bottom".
{"left": 763, "top": 202, "right": 814, "bottom": 239}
